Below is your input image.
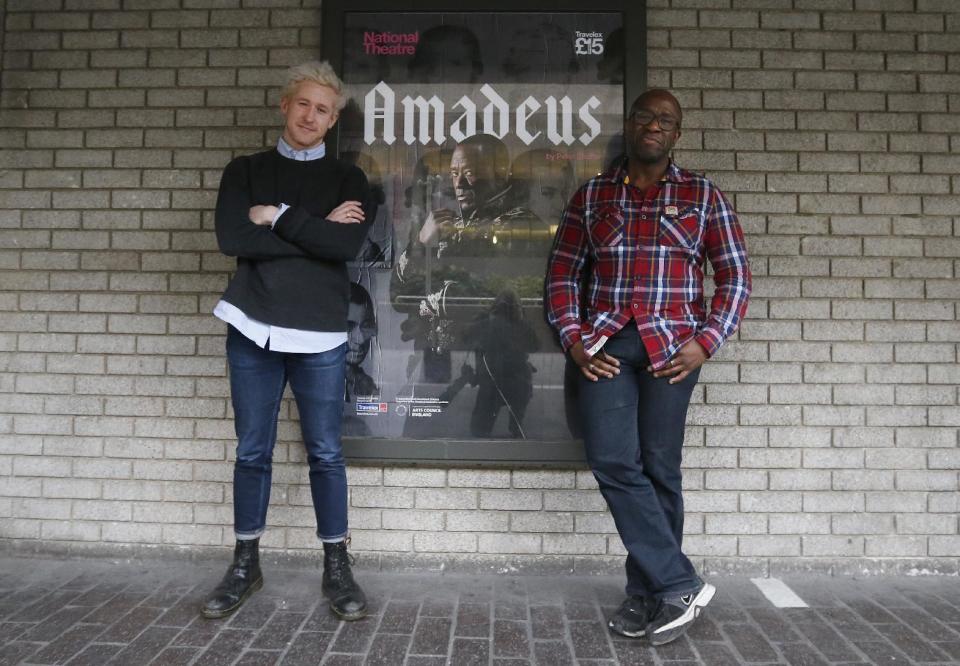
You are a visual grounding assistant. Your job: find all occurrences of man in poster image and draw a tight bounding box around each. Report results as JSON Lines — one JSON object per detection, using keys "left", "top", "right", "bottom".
{"left": 546, "top": 90, "right": 751, "bottom": 644}
{"left": 204, "top": 61, "right": 373, "bottom": 621}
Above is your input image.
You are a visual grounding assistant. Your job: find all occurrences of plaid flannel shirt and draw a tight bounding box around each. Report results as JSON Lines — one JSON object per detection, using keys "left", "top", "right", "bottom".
{"left": 546, "top": 161, "right": 751, "bottom": 371}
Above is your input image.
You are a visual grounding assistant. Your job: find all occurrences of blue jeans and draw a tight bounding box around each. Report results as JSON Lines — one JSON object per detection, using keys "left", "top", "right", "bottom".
{"left": 578, "top": 325, "right": 701, "bottom": 600}
{"left": 226, "top": 325, "right": 348, "bottom": 542}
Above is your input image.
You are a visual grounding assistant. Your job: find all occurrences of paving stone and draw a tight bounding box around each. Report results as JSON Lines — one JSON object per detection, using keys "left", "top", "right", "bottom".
{"left": 0, "top": 641, "right": 42, "bottom": 666}
{"left": 405, "top": 657, "right": 446, "bottom": 666}
{"left": 141, "top": 585, "right": 195, "bottom": 610}
{"left": 329, "top": 618, "right": 376, "bottom": 654}
{"left": 703, "top": 598, "right": 749, "bottom": 623}
{"left": 935, "top": 641, "right": 960, "bottom": 660}
{"left": 790, "top": 610, "right": 862, "bottom": 662}
{"left": 0, "top": 624, "right": 30, "bottom": 644}
{"left": 234, "top": 649, "right": 281, "bottom": 665}
{"left": 82, "top": 592, "right": 148, "bottom": 625}
{"left": 450, "top": 637, "right": 490, "bottom": 665}
{"left": 893, "top": 607, "right": 960, "bottom": 641}
{"left": 21, "top": 606, "right": 90, "bottom": 642}
{"left": 852, "top": 640, "right": 913, "bottom": 664}
{"left": 303, "top": 606, "right": 343, "bottom": 632}
{"left": 778, "top": 642, "right": 832, "bottom": 666}
{"left": 409, "top": 617, "right": 452, "bottom": 656}
{"left": 748, "top": 607, "right": 802, "bottom": 642}
{"left": 156, "top": 585, "right": 209, "bottom": 627}
{"left": 148, "top": 646, "right": 200, "bottom": 665}
{"left": 495, "top": 600, "right": 528, "bottom": 620}
{"left": 814, "top": 608, "right": 883, "bottom": 643}
{"left": 455, "top": 601, "right": 491, "bottom": 638}
{"left": 900, "top": 591, "right": 960, "bottom": 625}
{"left": 691, "top": 642, "right": 745, "bottom": 666}
{"left": 13, "top": 591, "right": 84, "bottom": 623}
{"left": 532, "top": 639, "right": 575, "bottom": 665}
{"left": 376, "top": 601, "right": 419, "bottom": 635}
{"left": 108, "top": 626, "right": 180, "bottom": 664}
{"left": 687, "top": 614, "right": 724, "bottom": 642}
{"left": 569, "top": 620, "right": 612, "bottom": 660}
{"left": 26, "top": 624, "right": 99, "bottom": 664}
{"left": 97, "top": 605, "right": 163, "bottom": 643}
{"left": 251, "top": 612, "right": 308, "bottom": 650}
{"left": 174, "top": 616, "right": 224, "bottom": 647}
{"left": 419, "top": 599, "right": 456, "bottom": 618}
{"left": 564, "top": 600, "right": 601, "bottom": 621}
{"left": 723, "top": 622, "right": 780, "bottom": 662}
{"left": 3, "top": 559, "right": 960, "bottom": 666}
{"left": 278, "top": 631, "right": 334, "bottom": 666}
{"left": 194, "top": 627, "right": 253, "bottom": 666}
{"left": 64, "top": 642, "right": 124, "bottom": 666}
{"left": 72, "top": 583, "right": 128, "bottom": 607}
{"left": 881, "top": 621, "right": 952, "bottom": 663}
{"left": 842, "top": 597, "right": 902, "bottom": 624}
{"left": 658, "top": 635, "right": 700, "bottom": 661}
{"left": 530, "top": 606, "right": 564, "bottom": 640}
{"left": 321, "top": 655, "right": 363, "bottom": 665}
{"left": 228, "top": 595, "right": 279, "bottom": 631}
{"left": 364, "top": 633, "right": 412, "bottom": 665}
{"left": 611, "top": 639, "right": 657, "bottom": 666}
{"left": 492, "top": 618, "right": 530, "bottom": 659}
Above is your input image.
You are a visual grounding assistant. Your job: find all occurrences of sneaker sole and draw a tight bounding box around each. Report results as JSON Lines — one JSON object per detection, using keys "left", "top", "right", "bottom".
{"left": 649, "top": 583, "right": 715, "bottom": 646}
{"left": 200, "top": 576, "right": 264, "bottom": 620}
{"left": 608, "top": 620, "right": 646, "bottom": 638}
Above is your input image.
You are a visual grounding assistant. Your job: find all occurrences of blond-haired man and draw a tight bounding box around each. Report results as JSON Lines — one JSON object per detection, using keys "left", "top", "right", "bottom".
{"left": 203, "top": 61, "right": 372, "bottom": 621}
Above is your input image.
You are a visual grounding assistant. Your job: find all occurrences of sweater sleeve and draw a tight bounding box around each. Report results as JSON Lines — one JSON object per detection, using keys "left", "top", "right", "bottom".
{"left": 272, "top": 165, "right": 374, "bottom": 262}
{"left": 214, "top": 156, "right": 308, "bottom": 260}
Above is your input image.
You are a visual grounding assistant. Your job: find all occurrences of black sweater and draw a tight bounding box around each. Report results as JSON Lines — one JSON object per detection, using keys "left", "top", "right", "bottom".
{"left": 215, "top": 149, "right": 372, "bottom": 332}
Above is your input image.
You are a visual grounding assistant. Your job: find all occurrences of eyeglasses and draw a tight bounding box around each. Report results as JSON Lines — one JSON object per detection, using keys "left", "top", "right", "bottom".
{"left": 629, "top": 110, "right": 679, "bottom": 131}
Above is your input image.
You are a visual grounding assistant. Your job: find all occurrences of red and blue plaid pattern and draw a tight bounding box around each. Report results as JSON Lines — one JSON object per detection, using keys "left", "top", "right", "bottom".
{"left": 546, "top": 161, "right": 751, "bottom": 370}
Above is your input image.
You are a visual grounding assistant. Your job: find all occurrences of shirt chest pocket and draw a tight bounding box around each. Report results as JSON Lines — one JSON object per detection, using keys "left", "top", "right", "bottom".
{"left": 587, "top": 206, "right": 624, "bottom": 248}
{"left": 657, "top": 206, "right": 702, "bottom": 250}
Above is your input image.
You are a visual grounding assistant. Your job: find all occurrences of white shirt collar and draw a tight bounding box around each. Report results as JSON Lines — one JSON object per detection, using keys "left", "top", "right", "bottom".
{"left": 277, "top": 136, "right": 326, "bottom": 161}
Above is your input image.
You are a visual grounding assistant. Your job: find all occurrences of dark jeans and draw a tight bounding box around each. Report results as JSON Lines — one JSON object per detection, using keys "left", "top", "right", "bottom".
{"left": 578, "top": 324, "right": 701, "bottom": 599}
{"left": 226, "top": 325, "right": 348, "bottom": 542}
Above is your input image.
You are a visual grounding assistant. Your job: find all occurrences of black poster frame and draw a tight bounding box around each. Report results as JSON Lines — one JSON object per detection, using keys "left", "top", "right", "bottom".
{"left": 321, "top": 0, "right": 645, "bottom": 465}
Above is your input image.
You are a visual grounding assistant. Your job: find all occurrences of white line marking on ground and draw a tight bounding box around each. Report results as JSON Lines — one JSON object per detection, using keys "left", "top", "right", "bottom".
{"left": 750, "top": 577, "right": 809, "bottom": 608}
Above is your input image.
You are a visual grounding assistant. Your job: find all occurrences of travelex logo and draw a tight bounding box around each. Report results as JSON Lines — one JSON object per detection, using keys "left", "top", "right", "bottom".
{"left": 356, "top": 402, "right": 388, "bottom": 414}
{"left": 363, "top": 31, "right": 419, "bottom": 56}
{"left": 574, "top": 31, "right": 604, "bottom": 55}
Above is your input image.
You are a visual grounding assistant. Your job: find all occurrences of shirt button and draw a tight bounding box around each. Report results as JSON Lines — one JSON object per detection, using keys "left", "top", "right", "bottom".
{"left": 641, "top": 214, "right": 647, "bottom": 219}
{"left": 632, "top": 303, "right": 639, "bottom": 309}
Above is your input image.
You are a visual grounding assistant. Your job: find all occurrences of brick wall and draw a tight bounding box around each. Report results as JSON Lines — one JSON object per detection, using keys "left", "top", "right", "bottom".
{"left": 1, "top": 0, "right": 958, "bottom": 575}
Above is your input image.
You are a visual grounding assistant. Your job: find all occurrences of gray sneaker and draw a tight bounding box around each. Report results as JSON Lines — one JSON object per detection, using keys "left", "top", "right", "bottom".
{"left": 608, "top": 595, "right": 651, "bottom": 638}
{"left": 648, "top": 583, "right": 715, "bottom": 646}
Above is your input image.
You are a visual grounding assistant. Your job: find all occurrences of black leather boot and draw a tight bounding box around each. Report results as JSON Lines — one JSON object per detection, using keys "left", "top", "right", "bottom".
{"left": 201, "top": 538, "right": 264, "bottom": 619}
{"left": 322, "top": 540, "right": 367, "bottom": 620}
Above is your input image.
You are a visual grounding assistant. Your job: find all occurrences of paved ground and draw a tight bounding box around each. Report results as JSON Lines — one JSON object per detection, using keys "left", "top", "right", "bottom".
{"left": 1, "top": 556, "right": 959, "bottom": 665}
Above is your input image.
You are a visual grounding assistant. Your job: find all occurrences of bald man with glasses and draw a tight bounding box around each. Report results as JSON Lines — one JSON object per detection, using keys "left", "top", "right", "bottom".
{"left": 546, "top": 90, "right": 751, "bottom": 645}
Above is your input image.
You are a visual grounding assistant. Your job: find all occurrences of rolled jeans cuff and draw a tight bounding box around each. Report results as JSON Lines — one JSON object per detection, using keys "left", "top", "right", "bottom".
{"left": 317, "top": 530, "right": 348, "bottom": 544}
{"left": 235, "top": 529, "right": 265, "bottom": 541}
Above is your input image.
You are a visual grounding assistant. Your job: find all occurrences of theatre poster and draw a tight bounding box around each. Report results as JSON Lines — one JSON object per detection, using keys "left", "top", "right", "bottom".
{"left": 321, "top": 0, "right": 644, "bottom": 463}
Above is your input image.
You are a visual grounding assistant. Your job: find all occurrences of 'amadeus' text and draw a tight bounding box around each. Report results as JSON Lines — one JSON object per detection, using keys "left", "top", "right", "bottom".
{"left": 363, "top": 82, "right": 603, "bottom": 147}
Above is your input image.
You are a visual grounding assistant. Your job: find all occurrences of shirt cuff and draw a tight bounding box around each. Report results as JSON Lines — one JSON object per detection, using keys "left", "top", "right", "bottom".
{"left": 694, "top": 328, "right": 724, "bottom": 358}
{"left": 558, "top": 324, "right": 582, "bottom": 352}
{"left": 270, "top": 203, "right": 290, "bottom": 230}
